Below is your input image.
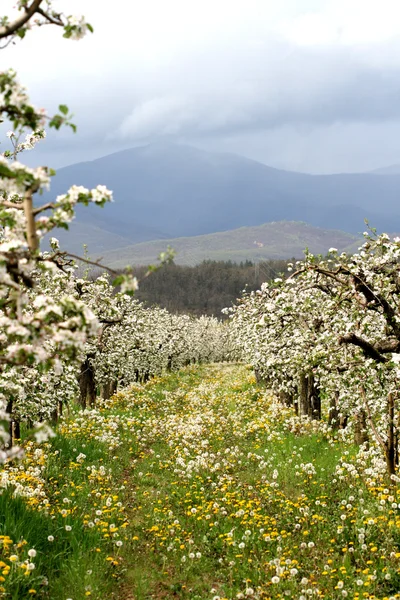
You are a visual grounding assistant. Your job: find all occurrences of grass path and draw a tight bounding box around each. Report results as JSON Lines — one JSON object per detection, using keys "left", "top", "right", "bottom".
{"left": 113, "top": 364, "right": 400, "bottom": 600}
{"left": 2, "top": 364, "right": 400, "bottom": 599}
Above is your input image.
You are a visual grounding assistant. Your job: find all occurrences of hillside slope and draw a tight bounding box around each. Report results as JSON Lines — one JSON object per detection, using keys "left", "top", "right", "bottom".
{"left": 101, "top": 221, "right": 361, "bottom": 267}
{"left": 369, "top": 163, "right": 400, "bottom": 175}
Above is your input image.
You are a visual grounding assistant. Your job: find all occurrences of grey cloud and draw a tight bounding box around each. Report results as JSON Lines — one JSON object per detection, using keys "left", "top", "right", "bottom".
{"left": 10, "top": 1, "right": 400, "bottom": 174}
{"left": 115, "top": 40, "right": 400, "bottom": 144}
{"left": 196, "top": 120, "right": 400, "bottom": 174}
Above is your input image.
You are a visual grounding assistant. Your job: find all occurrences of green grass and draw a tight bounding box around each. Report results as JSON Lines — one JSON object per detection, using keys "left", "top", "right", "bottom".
{"left": 0, "top": 483, "right": 112, "bottom": 599}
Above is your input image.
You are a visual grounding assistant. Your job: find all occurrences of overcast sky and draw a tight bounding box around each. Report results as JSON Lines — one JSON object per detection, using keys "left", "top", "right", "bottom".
{"left": 4, "top": 0, "right": 400, "bottom": 173}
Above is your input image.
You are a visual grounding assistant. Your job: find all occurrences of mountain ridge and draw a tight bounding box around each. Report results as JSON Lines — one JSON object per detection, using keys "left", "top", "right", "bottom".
{"left": 42, "top": 142, "right": 400, "bottom": 256}
{"left": 369, "top": 163, "right": 400, "bottom": 175}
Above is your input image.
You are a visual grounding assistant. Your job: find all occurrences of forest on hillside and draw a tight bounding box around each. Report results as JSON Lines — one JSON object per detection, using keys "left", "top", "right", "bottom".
{"left": 130, "top": 259, "right": 291, "bottom": 317}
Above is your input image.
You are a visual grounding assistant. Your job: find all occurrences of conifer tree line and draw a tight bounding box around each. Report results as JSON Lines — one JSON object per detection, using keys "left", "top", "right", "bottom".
{"left": 114, "top": 259, "right": 291, "bottom": 318}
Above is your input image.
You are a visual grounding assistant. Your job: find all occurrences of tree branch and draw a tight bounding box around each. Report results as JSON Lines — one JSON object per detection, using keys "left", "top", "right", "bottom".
{"left": 36, "top": 7, "right": 63, "bottom": 26}
{"left": 99, "top": 316, "right": 125, "bottom": 325}
{"left": 60, "top": 252, "right": 119, "bottom": 277}
{"left": 339, "top": 333, "right": 388, "bottom": 363}
{"left": 32, "top": 202, "right": 56, "bottom": 215}
{"left": 0, "top": 0, "right": 44, "bottom": 39}
{"left": 0, "top": 200, "right": 24, "bottom": 210}
{"left": 375, "top": 339, "right": 400, "bottom": 354}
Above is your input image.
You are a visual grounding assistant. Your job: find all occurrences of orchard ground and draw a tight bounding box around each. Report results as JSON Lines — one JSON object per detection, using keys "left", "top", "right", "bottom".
{"left": 1, "top": 364, "right": 400, "bottom": 599}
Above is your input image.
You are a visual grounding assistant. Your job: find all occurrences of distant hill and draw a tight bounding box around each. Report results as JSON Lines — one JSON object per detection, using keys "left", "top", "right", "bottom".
{"left": 41, "top": 142, "right": 400, "bottom": 256}
{"left": 369, "top": 164, "right": 400, "bottom": 175}
{"left": 100, "top": 221, "right": 361, "bottom": 268}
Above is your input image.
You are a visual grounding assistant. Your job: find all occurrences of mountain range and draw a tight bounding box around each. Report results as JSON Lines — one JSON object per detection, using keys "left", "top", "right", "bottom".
{"left": 41, "top": 142, "right": 400, "bottom": 261}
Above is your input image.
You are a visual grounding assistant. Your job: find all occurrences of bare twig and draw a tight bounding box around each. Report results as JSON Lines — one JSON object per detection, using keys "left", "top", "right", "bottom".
{"left": 33, "top": 202, "right": 55, "bottom": 215}
{"left": 36, "top": 7, "right": 63, "bottom": 26}
{"left": 61, "top": 252, "right": 119, "bottom": 277}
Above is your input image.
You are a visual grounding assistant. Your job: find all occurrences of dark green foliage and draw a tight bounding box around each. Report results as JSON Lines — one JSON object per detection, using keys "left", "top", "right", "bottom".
{"left": 131, "top": 259, "right": 291, "bottom": 317}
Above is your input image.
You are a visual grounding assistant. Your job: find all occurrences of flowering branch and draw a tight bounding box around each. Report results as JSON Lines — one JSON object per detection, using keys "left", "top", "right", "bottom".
{"left": 0, "top": 0, "right": 43, "bottom": 39}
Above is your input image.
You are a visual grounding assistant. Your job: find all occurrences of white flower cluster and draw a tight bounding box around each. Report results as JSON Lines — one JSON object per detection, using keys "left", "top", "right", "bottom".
{"left": 65, "top": 15, "right": 92, "bottom": 41}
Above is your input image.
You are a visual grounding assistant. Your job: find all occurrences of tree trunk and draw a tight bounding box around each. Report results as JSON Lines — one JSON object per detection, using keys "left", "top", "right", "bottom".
{"left": 23, "top": 191, "right": 38, "bottom": 253}
{"left": 386, "top": 393, "right": 396, "bottom": 476}
{"left": 354, "top": 409, "right": 369, "bottom": 447}
{"left": 13, "top": 420, "right": 20, "bottom": 442}
{"left": 254, "top": 368, "right": 263, "bottom": 384}
{"left": 299, "top": 373, "right": 309, "bottom": 416}
{"left": 6, "top": 399, "right": 13, "bottom": 448}
{"left": 307, "top": 374, "right": 321, "bottom": 420}
{"left": 293, "top": 384, "right": 299, "bottom": 415}
{"left": 329, "top": 392, "right": 340, "bottom": 430}
{"left": 100, "top": 382, "right": 109, "bottom": 400}
{"left": 279, "top": 390, "right": 294, "bottom": 407}
{"left": 100, "top": 380, "right": 118, "bottom": 400}
{"left": 79, "top": 353, "right": 96, "bottom": 408}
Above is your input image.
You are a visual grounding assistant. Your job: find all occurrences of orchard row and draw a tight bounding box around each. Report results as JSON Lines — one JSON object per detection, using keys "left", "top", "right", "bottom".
{"left": 228, "top": 231, "right": 400, "bottom": 477}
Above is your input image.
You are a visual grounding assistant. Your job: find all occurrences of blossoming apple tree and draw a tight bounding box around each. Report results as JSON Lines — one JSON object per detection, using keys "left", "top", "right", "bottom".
{"left": 228, "top": 232, "right": 400, "bottom": 476}
{"left": 0, "top": 1, "right": 114, "bottom": 459}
